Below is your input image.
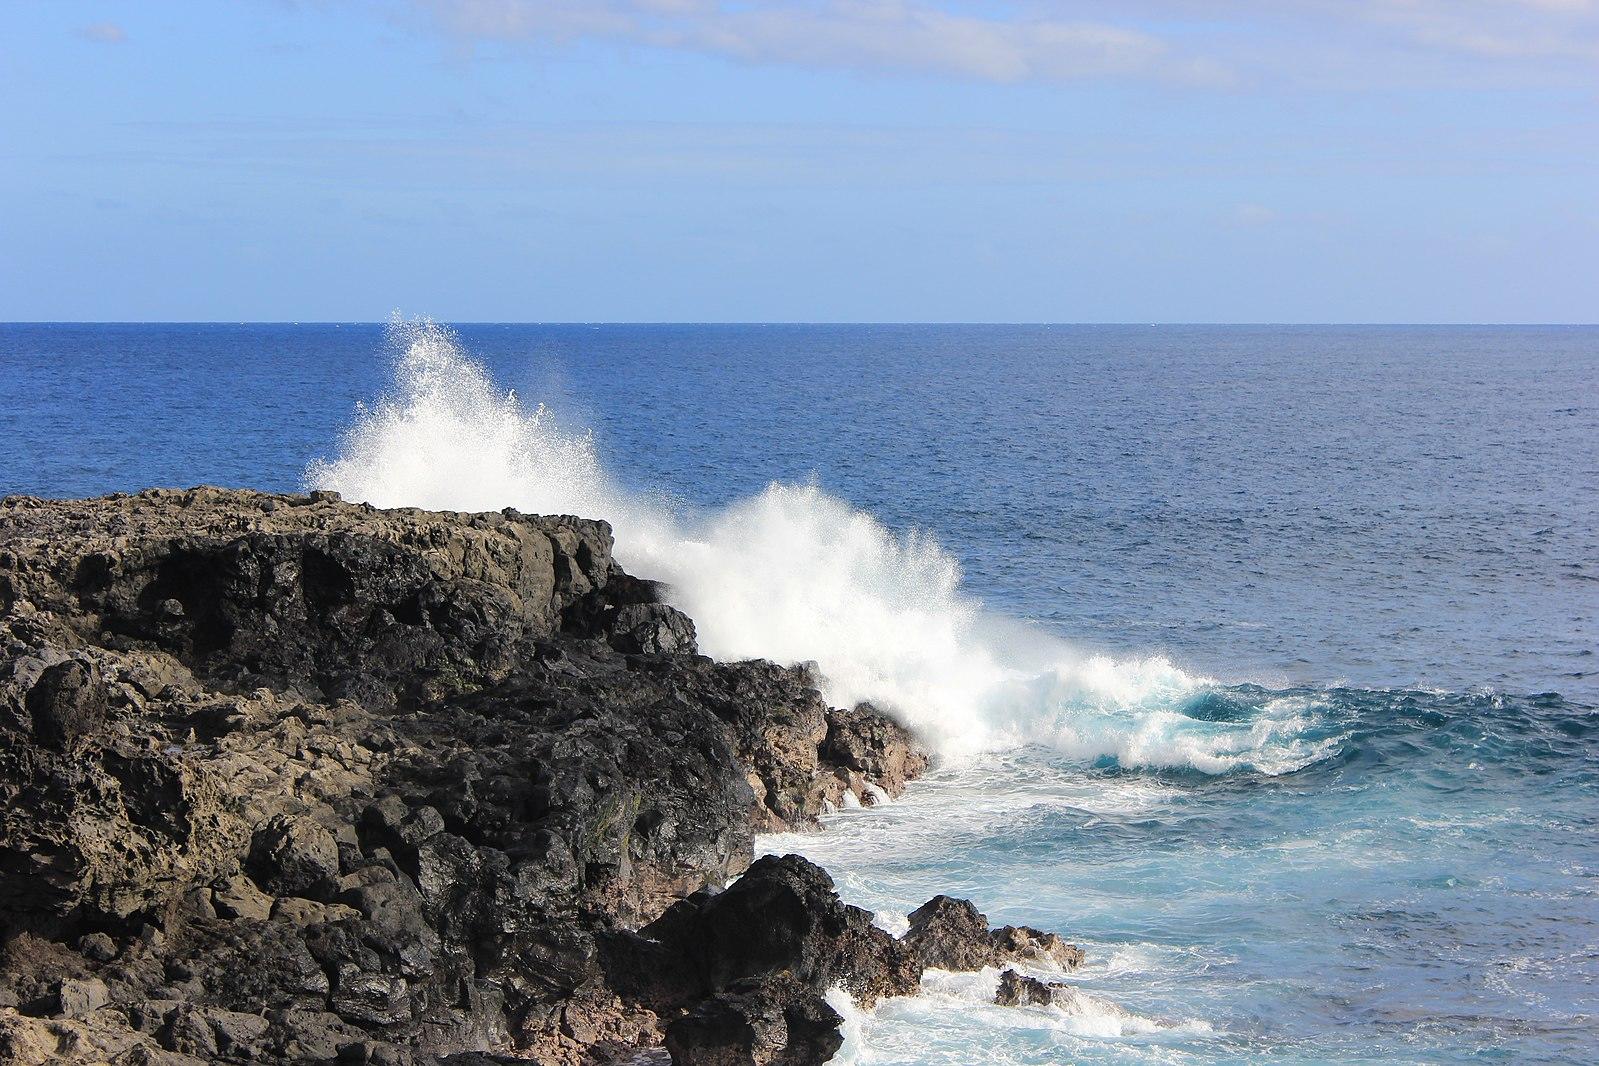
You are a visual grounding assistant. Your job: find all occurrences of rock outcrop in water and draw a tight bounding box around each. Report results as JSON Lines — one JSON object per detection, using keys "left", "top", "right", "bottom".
{"left": 0, "top": 488, "right": 1073, "bottom": 1065}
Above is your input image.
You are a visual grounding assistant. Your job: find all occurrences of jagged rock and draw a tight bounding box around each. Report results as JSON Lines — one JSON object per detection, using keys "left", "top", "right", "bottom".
{"left": 272, "top": 897, "right": 361, "bottom": 927}
{"left": 560, "top": 572, "right": 697, "bottom": 657}
{"left": 697, "top": 661, "right": 846, "bottom": 831}
{"left": 54, "top": 977, "right": 108, "bottom": 1018}
{"left": 609, "top": 602, "right": 698, "bottom": 655}
{"left": 992, "top": 968, "right": 1138, "bottom": 1028}
{"left": 207, "top": 1007, "right": 273, "bottom": 1056}
{"left": 822, "top": 703, "right": 928, "bottom": 798}
{"left": 664, "top": 974, "right": 843, "bottom": 1066}
{"left": 0, "top": 489, "right": 1082, "bottom": 1066}
{"left": 651, "top": 854, "right": 919, "bottom": 1007}
{"left": 76, "top": 932, "right": 116, "bottom": 962}
{"left": 161, "top": 1003, "right": 223, "bottom": 1057}
{"left": 0, "top": 1005, "right": 209, "bottom": 1065}
{"left": 903, "top": 896, "right": 1084, "bottom": 973}
{"left": 212, "top": 874, "right": 274, "bottom": 921}
{"left": 25, "top": 659, "right": 108, "bottom": 749}
{"left": 990, "top": 923, "right": 1085, "bottom": 970}
{"left": 250, "top": 813, "right": 341, "bottom": 898}
{"left": 265, "top": 1008, "right": 369, "bottom": 1061}
{"left": 902, "top": 895, "right": 994, "bottom": 972}
{"left": 330, "top": 965, "right": 412, "bottom": 1027}
{"left": 995, "top": 968, "right": 1055, "bottom": 1007}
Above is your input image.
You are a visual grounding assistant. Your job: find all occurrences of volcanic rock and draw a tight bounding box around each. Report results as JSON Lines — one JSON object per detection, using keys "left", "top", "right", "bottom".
{"left": 0, "top": 488, "right": 1078, "bottom": 1065}
{"left": 664, "top": 974, "right": 843, "bottom": 1066}
{"left": 644, "top": 853, "right": 920, "bottom": 1007}
{"left": 994, "top": 967, "right": 1055, "bottom": 1007}
{"left": 249, "top": 814, "right": 341, "bottom": 899}
{"left": 904, "top": 895, "right": 1084, "bottom": 974}
{"left": 821, "top": 703, "right": 929, "bottom": 798}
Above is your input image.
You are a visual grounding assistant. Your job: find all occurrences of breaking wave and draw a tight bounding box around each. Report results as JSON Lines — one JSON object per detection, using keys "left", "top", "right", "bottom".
{"left": 307, "top": 319, "right": 1319, "bottom": 771}
{"left": 823, "top": 970, "right": 1212, "bottom": 1066}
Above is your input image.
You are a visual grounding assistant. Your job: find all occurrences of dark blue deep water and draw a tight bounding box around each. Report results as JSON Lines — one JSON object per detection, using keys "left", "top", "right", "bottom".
{"left": 3, "top": 323, "right": 1596, "bottom": 1063}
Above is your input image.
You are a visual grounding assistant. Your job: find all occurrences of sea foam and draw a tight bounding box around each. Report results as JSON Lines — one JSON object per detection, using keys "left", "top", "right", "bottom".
{"left": 307, "top": 319, "right": 1312, "bottom": 771}
{"left": 823, "top": 970, "right": 1210, "bottom": 1065}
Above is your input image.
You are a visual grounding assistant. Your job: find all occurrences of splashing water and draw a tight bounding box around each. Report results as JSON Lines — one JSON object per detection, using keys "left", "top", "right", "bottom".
{"left": 307, "top": 319, "right": 1310, "bottom": 771}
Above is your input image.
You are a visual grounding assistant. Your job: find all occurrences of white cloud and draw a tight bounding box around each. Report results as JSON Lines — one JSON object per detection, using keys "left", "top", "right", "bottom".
{"left": 408, "top": 0, "right": 1599, "bottom": 86}
{"left": 414, "top": 0, "right": 1230, "bottom": 85}
{"left": 1355, "top": 0, "right": 1599, "bottom": 62}
{"left": 1078, "top": 0, "right": 1599, "bottom": 66}
{"left": 77, "top": 22, "right": 129, "bottom": 44}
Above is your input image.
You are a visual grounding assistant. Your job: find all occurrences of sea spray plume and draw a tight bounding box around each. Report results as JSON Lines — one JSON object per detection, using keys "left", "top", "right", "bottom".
{"left": 650, "top": 483, "right": 1026, "bottom": 755}
{"left": 307, "top": 321, "right": 1325, "bottom": 772}
{"left": 305, "top": 318, "right": 619, "bottom": 519}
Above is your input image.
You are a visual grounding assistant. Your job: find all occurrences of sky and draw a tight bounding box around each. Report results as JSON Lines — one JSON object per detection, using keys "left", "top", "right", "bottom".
{"left": 1, "top": 1, "right": 1596, "bottom": 323}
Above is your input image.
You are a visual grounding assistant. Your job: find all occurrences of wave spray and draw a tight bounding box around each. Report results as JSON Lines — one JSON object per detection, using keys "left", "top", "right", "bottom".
{"left": 308, "top": 320, "right": 1317, "bottom": 772}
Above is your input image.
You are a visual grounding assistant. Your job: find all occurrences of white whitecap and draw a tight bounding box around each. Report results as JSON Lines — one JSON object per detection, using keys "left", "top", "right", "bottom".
{"left": 308, "top": 319, "right": 1327, "bottom": 774}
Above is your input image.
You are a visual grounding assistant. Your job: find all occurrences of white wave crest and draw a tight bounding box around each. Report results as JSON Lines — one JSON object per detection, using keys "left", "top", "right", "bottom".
{"left": 306, "top": 319, "right": 1314, "bottom": 771}
{"left": 822, "top": 971, "right": 1212, "bottom": 1063}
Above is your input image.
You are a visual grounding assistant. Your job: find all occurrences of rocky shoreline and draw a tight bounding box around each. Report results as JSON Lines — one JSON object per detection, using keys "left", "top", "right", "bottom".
{"left": 0, "top": 488, "right": 1080, "bottom": 1065}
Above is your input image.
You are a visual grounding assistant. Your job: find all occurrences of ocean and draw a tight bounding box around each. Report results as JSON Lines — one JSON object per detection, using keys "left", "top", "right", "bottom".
{"left": 3, "top": 321, "right": 1595, "bottom": 1063}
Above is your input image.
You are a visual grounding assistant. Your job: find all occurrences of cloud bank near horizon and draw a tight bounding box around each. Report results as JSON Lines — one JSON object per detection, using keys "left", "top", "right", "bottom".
{"left": 409, "top": 0, "right": 1599, "bottom": 87}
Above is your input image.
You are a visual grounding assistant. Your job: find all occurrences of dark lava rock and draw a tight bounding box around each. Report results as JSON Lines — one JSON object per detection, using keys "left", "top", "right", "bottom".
{"left": 250, "top": 814, "right": 341, "bottom": 899}
{"left": 995, "top": 967, "right": 1055, "bottom": 1007}
{"left": 77, "top": 932, "right": 117, "bottom": 962}
{"left": 25, "top": 658, "right": 108, "bottom": 749}
{"left": 0, "top": 489, "right": 1080, "bottom": 1066}
{"left": 561, "top": 571, "right": 697, "bottom": 656}
{"left": 989, "top": 923, "right": 1086, "bottom": 970}
{"left": 664, "top": 974, "right": 843, "bottom": 1066}
{"left": 903, "top": 895, "right": 996, "bottom": 972}
{"left": 993, "top": 967, "right": 1129, "bottom": 1026}
{"left": 822, "top": 703, "right": 928, "bottom": 798}
{"left": 655, "top": 854, "right": 919, "bottom": 1007}
{"left": 905, "top": 895, "right": 1085, "bottom": 974}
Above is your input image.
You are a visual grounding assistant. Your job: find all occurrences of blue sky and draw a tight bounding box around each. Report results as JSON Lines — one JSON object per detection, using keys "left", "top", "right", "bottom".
{"left": 2, "top": 1, "right": 1596, "bottom": 322}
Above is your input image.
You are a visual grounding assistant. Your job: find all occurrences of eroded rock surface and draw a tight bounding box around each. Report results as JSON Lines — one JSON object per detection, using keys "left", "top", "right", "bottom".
{"left": 0, "top": 489, "right": 1076, "bottom": 1066}
{"left": 903, "top": 896, "right": 1085, "bottom": 974}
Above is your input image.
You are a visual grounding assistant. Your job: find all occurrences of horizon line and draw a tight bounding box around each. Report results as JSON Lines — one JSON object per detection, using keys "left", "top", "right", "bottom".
{"left": 4, "top": 320, "right": 1598, "bottom": 328}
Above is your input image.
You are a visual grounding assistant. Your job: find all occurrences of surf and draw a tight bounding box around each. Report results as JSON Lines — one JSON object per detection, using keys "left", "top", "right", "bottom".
{"left": 307, "top": 319, "right": 1319, "bottom": 772}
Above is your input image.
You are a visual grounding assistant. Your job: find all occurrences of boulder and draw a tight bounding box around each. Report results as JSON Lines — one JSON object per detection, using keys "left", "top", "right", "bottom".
{"left": 665, "top": 974, "right": 843, "bottom": 1066}
{"left": 26, "top": 659, "right": 108, "bottom": 749}
{"left": 77, "top": 933, "right": 117, "bottom": 963}
{"left": 904, "top": 896, "right": 1084, "bottom": 973}
{"left": 272, "top": 897, "right": 361, "bottom": 927}
{"left": 213, "top": 874, "right": 274, "bottom": 922}
{"left": 55, "top": 977, "right": 109, "bottom": 1019}
{"left": 902, "top": 895, "right": 995, "bottom": 972}
{"left": 658, "top": 854, "right": 919, "bottom": 1006}
{"left": 992, "top": 968, "right": 1136, "bottom": 1027}
{"left": 250, "top": 814, "right": 341, "bottom": 898}
{"left": 995, "top": 968, "right": 1055, "bottom": 1007}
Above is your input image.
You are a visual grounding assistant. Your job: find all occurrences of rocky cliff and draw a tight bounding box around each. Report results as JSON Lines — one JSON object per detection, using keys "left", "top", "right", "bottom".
{"left": 0, "top": 489, "right": 1076, "bottom": 1065}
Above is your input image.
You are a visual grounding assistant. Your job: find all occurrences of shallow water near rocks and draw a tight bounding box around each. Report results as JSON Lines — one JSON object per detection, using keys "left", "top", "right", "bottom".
{"left": 763, "top": 687, "right": 1598, "bottom": 1063}
{"left": 3, "top": 322, "right": 1596, "bottom": 1063}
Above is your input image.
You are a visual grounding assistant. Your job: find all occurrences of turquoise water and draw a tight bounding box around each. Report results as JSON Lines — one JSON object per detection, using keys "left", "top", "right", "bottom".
{"left": 3, "top": 321, "right": 1596, "bottom": 1062}
{"left": 765, "top": 688, "right": 1597, "bottom": 1064}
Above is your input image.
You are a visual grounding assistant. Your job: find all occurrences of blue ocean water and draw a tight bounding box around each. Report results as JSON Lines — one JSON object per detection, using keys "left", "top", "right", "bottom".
{"left": 3, "top": 322, "right": 1596, "bottom": 1063}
